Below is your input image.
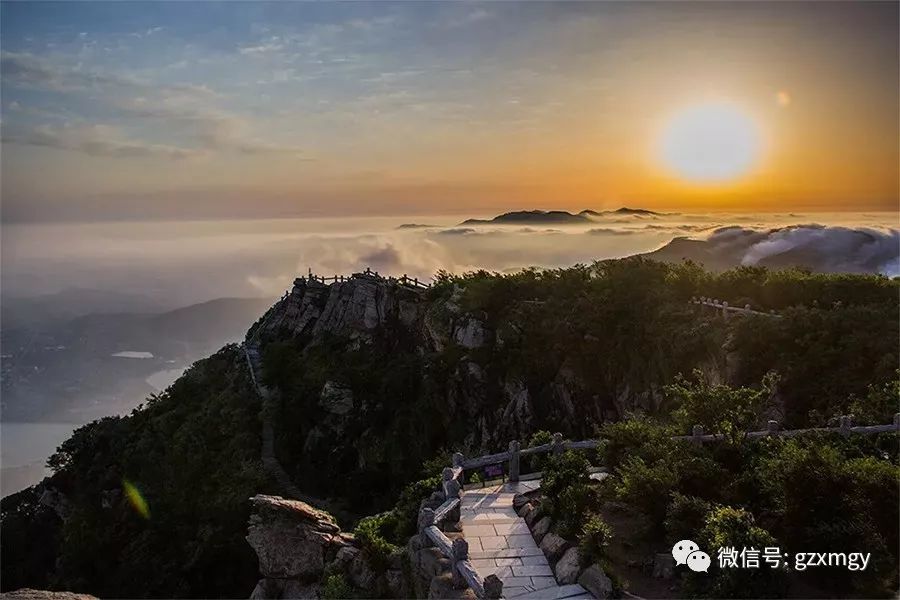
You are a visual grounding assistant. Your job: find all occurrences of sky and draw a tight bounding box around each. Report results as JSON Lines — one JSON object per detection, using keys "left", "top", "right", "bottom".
{"left": 1, "top": 1, "right": 898, "bottom": 223}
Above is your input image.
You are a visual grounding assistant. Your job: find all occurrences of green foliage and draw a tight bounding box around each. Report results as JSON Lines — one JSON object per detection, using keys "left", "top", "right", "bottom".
{"left": 525, "top": 430, "right": 552, "bottom": 473}
{"left": 597, "top": 417, "right": 674, "bottom": 469}
{"left": 729, "top": 304, "right": 898, "bottom": 426}
{"left": 541, "top": 451, "right": 599, "bottom": 538}
{"left": 614, "top": 456, "right": 678, "bottom": 530}
{"left": 353, "top": 512, "right": 400, "bottom": 572}
{"left": 322, "top": 573, "right": 354, "bottom": 600}
{"left": 758, "top": 438, "right": 900, "bottom": 595}
{"left": 579, "top": 515, "right": 613, "bottom": 566}
{"left": 665, "top": 493, "right": 711, "bottom": 544}
{"left": 666, "top": 372, "right": 773, "bottom": 443}
{"left": 848, "top": 374, "right": 900, "bottom": 425}
{"left": 2, "top": 346, "right": 267, "bottom": 598}
{"left": 388, "top": 475, "right": 441, "bottom": 544}
{"left": 688, "top": 506, "right": 786, "bottom": 599}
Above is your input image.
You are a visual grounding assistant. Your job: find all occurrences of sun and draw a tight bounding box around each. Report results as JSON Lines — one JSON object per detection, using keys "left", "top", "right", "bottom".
{"left": 659, "top": 102, "right": 761, "bottom": 183}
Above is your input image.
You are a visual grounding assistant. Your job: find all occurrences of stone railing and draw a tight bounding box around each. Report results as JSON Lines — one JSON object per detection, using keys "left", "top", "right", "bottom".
{"left": 453, "top": 414, "right": 900, "bottom": 482}
{"left": 416, "top": 466, "right": 502, "bottom": 599}
{"left": 692, "top": 296, "right": 781, "bottom": 319}
{"left": 300, "top": 267, "right": 431, "bottom": 289}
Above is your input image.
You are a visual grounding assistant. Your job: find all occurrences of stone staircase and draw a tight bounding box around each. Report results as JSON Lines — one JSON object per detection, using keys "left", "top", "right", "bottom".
{"left": 461, "top": 482, "right": 593, "bottom": 599}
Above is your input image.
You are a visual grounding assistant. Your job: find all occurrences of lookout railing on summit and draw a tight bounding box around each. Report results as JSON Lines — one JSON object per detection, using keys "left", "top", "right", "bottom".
{"left": 301, "top": 267, "right": 432, "bottom": 289}
{"left": 692, "top": 296, "right": 781, "bottom": 319}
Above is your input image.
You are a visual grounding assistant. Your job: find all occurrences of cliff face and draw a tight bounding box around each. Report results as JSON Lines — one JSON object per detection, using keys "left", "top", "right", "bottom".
{"left": 250, "top": 272, "right": 729, "bottom": 514}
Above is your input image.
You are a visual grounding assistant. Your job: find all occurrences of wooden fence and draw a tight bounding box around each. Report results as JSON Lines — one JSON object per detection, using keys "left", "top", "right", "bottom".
{"left": 692, "top": 297, "right": 781, "bottom": 319}
{"left": 301, "top": 267, "right": 431, "bottom": 289}
{"left": 416, "top": 466, "right": 502, "bottom": 599}
{"left": 452, "top": 415, "right": 900, "bottom": 482}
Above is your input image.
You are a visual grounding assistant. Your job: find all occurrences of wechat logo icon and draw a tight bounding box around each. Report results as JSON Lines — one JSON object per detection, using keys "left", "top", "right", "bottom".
{"left": 672, "top": 539, "right": 711, "bottom": 573}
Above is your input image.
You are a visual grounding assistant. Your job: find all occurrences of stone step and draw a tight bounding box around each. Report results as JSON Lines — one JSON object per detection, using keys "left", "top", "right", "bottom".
{"left": 470, "top": 546, "right": 544, "bottom": 559}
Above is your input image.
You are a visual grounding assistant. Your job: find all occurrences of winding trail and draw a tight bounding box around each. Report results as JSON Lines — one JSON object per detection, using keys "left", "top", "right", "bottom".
{"left": 243, "top": 341, "right": 328, "bottom": 508}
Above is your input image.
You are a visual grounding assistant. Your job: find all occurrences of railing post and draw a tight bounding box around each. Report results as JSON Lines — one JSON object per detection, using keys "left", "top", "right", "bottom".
{"left": 452, "top": 452, "right": 464, "bottom": 468}
{"left": 721, "top": 301, "right": 729, "bottom": 320}
{"left": 894, "top": 413, "right": 900, "bottom": 432}
{"left": 839, "top": 415, "right": 852, "bottom": 437}
{"left": 417, "top": 507, "right": 435, "bottom": 533}
{"left": 444, "top": 475, "right": 461, "bottom": 500}
{"left": 508, "top": 440, "right": 520, "bottom": 483}
{"left": 450, "top": 537, "right": 468, "bottom": 587}
{"left": 551, "top": 432, "right": 564, "bottom": 456}
{"left": 692, "top": 424, "right": 704, "bottom": 444}
{"left": 484, "top": 574, "right": 503, "bottom": 599}
{"left": 767, "top": 420, "right": 779, "bottom": 436}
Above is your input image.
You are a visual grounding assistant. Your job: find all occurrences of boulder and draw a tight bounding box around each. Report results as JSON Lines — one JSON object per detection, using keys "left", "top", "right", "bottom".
{"left": 578, "top": 564, "right": 614, "bottom": 599}
{"left": 320, "top": 381, "right": 354, "bottom": 415}
{"left": 280, "top": 580, "right": 322, "bottom": 599}
{"left": 554, "top": 547, "right": 583, "bottom": 585}
{"left": 524, "top": 504, "right": 542, "bottom": 526}
{"left": 348, "top": 553, "right": 378, "bottom": 590}
{"left": 512, "top": 494, "right": 531, "bottom": 512}
{"left": 0, "top": 591, "right": 97, "bottom": 600}
{"left": 246, "top": 494, "right": 343, "bottom": 579}
{"left": 454, "top": 317, "right": 487, "bottom": 349}
{"left": 333, "top": 546, "right": 359, "bottom": 569}
{"left": 384, "top": 569, "right": 406, "bottom": 598}
{"left": 652, "top": 553, "right": 675, "bottom": 579}
{"left": 518, "top": 503, "right": 534, "bottom": 519}
{"left": 539, "top": 533, "right": 569, "bottom": 564}
{"left": 532, "top": 517, "right": 552, "bottom": 543}
{"left": 427, "top": 573, "right": 477, "bottom": 600}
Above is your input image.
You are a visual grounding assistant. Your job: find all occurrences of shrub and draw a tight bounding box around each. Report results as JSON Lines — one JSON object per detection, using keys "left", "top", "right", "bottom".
{"left": 666, "top": 373, "right": 772, "bottom": 444}
{"left": 579, "top": 515, "right": 613, "bottom": 566}
{"left": 541, "top": 451, "right": 599, "bottom": 538}
{"left": 526, "top": 430, "right": 553, "bottom": 473}
{"left": 353, "top": 512, "right": 399, "bottom": 572}
{"left": 597, "top": 418, "right": 673, "bottom": 469}
{"left": 614, "top": 455, "right": 677, "bottom": 530}
{"left": 688, "top": 506, "right": 786, "bottom": 599}
{"left": 665, "top": 493, "right": 711, "bottom": 544}
{"left": 322, "top": 573, "right": 354, "bottom": 599}
{"left": 388, "top": 475, "right": 440, "bottom": 543}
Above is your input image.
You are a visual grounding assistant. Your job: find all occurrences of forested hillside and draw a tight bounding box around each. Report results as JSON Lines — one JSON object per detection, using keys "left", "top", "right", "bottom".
{"left": 2, "top": 259, "right": 897, "bottom": 598}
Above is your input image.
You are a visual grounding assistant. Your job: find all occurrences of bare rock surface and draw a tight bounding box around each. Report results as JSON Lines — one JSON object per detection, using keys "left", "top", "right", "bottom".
{"left": 0, "top": 591, "right": 97, "bottom": 600}
{"left": 554, "top": 547, "right": 583, "bottom": 585}
{"left": 246, "top": 494, "right": 344, "bottom": 579}
{"left": 578, "top": 564, "right": 614, "bottom": 599}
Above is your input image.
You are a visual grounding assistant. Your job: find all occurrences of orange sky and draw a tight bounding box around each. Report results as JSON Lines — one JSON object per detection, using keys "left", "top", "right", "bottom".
{"left": 1, "top": 1, "right": 897, "bottom": 221}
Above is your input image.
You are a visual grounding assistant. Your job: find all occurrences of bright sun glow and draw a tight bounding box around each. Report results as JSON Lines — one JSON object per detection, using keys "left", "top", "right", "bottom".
{"left": 660, "top": 103, "right": 761, "bottom": 183}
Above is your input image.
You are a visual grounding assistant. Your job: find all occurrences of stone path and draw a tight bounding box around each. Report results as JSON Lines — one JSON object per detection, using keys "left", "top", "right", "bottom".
{"left": 461, "top": 482, "right": 592, "bottom": 599}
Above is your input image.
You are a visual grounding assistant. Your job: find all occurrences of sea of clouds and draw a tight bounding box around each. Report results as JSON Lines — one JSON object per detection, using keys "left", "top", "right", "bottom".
{"left": 2, "top": 211, "right": 897, "bottom": 308}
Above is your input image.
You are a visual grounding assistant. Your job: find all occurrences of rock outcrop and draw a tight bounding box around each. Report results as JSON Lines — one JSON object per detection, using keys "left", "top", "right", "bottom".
{"left": 0, "top": 591, "right": 97, "bottom": 600}
{"left": 246, "top": 494, "right": 351, "bottom": 597}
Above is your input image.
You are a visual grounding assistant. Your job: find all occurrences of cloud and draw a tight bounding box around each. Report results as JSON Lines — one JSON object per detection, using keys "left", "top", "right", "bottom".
{"left": 706, "top": 224, "right": 900, "bottom": 275}
{"left": 1, "top": 52, "right": 218, "bottom": 99}
{"left": 436, "top": 227, "right": 477, "bottom": 236}
{"left": 587, "top": 227, "right": 638, "bottom": 236}
{"left": 1, "top": 123, "right": 201, "bottom": 160}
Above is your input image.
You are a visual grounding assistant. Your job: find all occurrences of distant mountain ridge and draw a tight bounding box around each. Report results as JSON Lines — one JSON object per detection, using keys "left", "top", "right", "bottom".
{"left": 460, "top": 207, "right": 664, "bottom": 225}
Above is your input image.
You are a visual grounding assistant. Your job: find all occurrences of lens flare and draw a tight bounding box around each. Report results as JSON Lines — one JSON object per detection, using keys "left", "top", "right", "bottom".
{"left": 123, "top": 479, "right": 151, "bottom": 519}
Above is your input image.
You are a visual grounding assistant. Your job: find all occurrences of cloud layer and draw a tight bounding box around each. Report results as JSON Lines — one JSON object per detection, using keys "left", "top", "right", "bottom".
{"left": 2, "top": 212, "right": 895, "bottom": 308}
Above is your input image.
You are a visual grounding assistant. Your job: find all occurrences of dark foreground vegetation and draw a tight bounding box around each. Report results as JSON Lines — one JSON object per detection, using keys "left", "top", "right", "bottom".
{"left": 2, "top": 259, "right": 897, "bottom": 598}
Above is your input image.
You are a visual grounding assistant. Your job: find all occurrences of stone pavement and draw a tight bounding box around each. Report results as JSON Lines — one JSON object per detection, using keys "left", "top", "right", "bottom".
{"left": 461, "top": 482, "right": 593, "bottom": 599}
